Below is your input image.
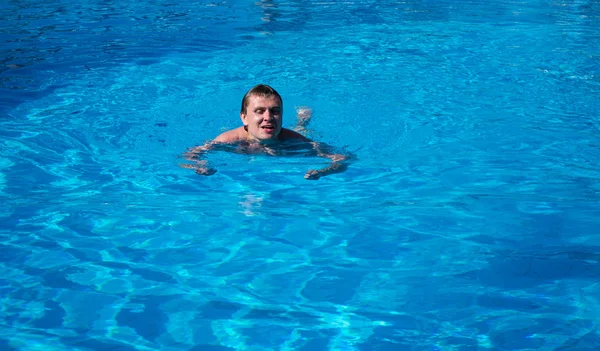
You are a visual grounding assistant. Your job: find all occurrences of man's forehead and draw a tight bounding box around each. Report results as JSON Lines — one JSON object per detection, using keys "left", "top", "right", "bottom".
{"left": 248, "top": 94, "right": 282, "bottom": 106}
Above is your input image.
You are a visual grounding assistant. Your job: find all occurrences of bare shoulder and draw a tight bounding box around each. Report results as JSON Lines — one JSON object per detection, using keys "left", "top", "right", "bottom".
{"left": 279, "top": 128, "right": 310, "bottom": 141}
{"left": 213, "top": 127, "right": 246, "bottom": 143}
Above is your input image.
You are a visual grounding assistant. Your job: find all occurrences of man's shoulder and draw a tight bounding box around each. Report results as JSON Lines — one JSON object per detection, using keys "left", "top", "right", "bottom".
{"left": 279, "top": 128, "right": 310, "bottom": 141}
{"left": 214, "top": 127, "right": 245, "bottom": 143}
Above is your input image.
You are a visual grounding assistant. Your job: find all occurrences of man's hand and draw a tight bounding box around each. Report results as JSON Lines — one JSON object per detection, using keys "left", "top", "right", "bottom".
{"left": 304, "top": 170, "right": 321, "bottom": 180}
{"left": 195, "top": 167, "right": 217, "bottom": 176}
{"left": 304, "top": 153, "right": 348, "bottom": 180}
{"left": 180, "top": 161, "right": 216, "bottom": 176}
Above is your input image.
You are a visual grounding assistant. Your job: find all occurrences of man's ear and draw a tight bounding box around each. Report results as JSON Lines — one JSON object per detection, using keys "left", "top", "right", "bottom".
{"left": 240, "top": 112, "right": 247, "bottom": 126}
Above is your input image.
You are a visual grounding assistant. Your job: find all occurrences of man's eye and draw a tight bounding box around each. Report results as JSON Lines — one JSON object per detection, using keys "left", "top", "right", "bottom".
{"left": 255, "top": 109, "right": 265, "bottom": 113}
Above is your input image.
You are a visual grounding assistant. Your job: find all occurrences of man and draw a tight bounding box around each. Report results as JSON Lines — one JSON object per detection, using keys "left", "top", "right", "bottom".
{"left": 183, "top": 84, "right": 348, "bottom": 180}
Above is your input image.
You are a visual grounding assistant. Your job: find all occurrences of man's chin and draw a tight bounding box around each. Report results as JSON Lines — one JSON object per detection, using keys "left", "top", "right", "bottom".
{"left": 256, "top": 132, "right": 280, "bottom": 143}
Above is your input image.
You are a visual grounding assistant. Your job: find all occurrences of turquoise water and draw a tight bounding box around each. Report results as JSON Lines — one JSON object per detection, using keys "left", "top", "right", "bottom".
{"left": 1, "top": 0, "right": 600, "bottom": 350}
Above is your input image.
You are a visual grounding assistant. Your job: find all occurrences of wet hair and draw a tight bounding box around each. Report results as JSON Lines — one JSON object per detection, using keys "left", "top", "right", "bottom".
{"left": 240, "top": 84, "right": 283, "bottom": 114}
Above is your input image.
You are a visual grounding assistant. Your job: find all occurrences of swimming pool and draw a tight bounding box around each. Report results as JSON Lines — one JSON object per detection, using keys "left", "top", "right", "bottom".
{"left": 1, "top": 0, "right": 599, "bottom": 349}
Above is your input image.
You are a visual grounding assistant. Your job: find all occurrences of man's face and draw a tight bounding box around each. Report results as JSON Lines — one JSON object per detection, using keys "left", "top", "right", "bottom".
{"left": 240, "top": 94, "right": 283, "bottom": 143}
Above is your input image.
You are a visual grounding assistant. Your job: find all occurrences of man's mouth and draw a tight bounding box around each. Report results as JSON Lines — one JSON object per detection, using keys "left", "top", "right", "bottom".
{"left": 261, "top": 125, "right": 275, "bottom": 132}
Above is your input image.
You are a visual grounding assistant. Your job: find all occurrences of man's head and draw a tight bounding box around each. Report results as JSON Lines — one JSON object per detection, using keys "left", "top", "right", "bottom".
{"left": 240, "top": 84, "right": 283, "bottom": 143}
{"left": 240, "top": 84, "right": 283, "bottom": 114}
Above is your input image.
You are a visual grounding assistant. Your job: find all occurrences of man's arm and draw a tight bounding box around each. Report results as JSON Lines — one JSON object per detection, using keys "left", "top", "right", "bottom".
{"left": 181, "top": 128, "right": 245, "bottom": 176}
{"left": 181, "top": 143, "right": 217, "bottom": 176}
{"left": 304, "top": 143, "right": 350, "bottom": 180}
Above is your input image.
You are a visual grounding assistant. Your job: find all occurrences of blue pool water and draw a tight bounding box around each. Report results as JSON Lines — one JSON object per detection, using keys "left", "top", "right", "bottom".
{"left": 1, "top": 0, "right": 600, "bottom": 350}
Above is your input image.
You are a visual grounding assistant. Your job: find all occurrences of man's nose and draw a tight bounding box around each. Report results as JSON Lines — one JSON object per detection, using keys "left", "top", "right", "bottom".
{"left": 264, "top": 109, "right": 275, "bottom": 120}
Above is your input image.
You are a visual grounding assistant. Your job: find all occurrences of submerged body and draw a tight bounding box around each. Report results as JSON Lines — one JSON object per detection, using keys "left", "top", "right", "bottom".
{"left": 183, "top": 84, "right": 349, "bottom": 180}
